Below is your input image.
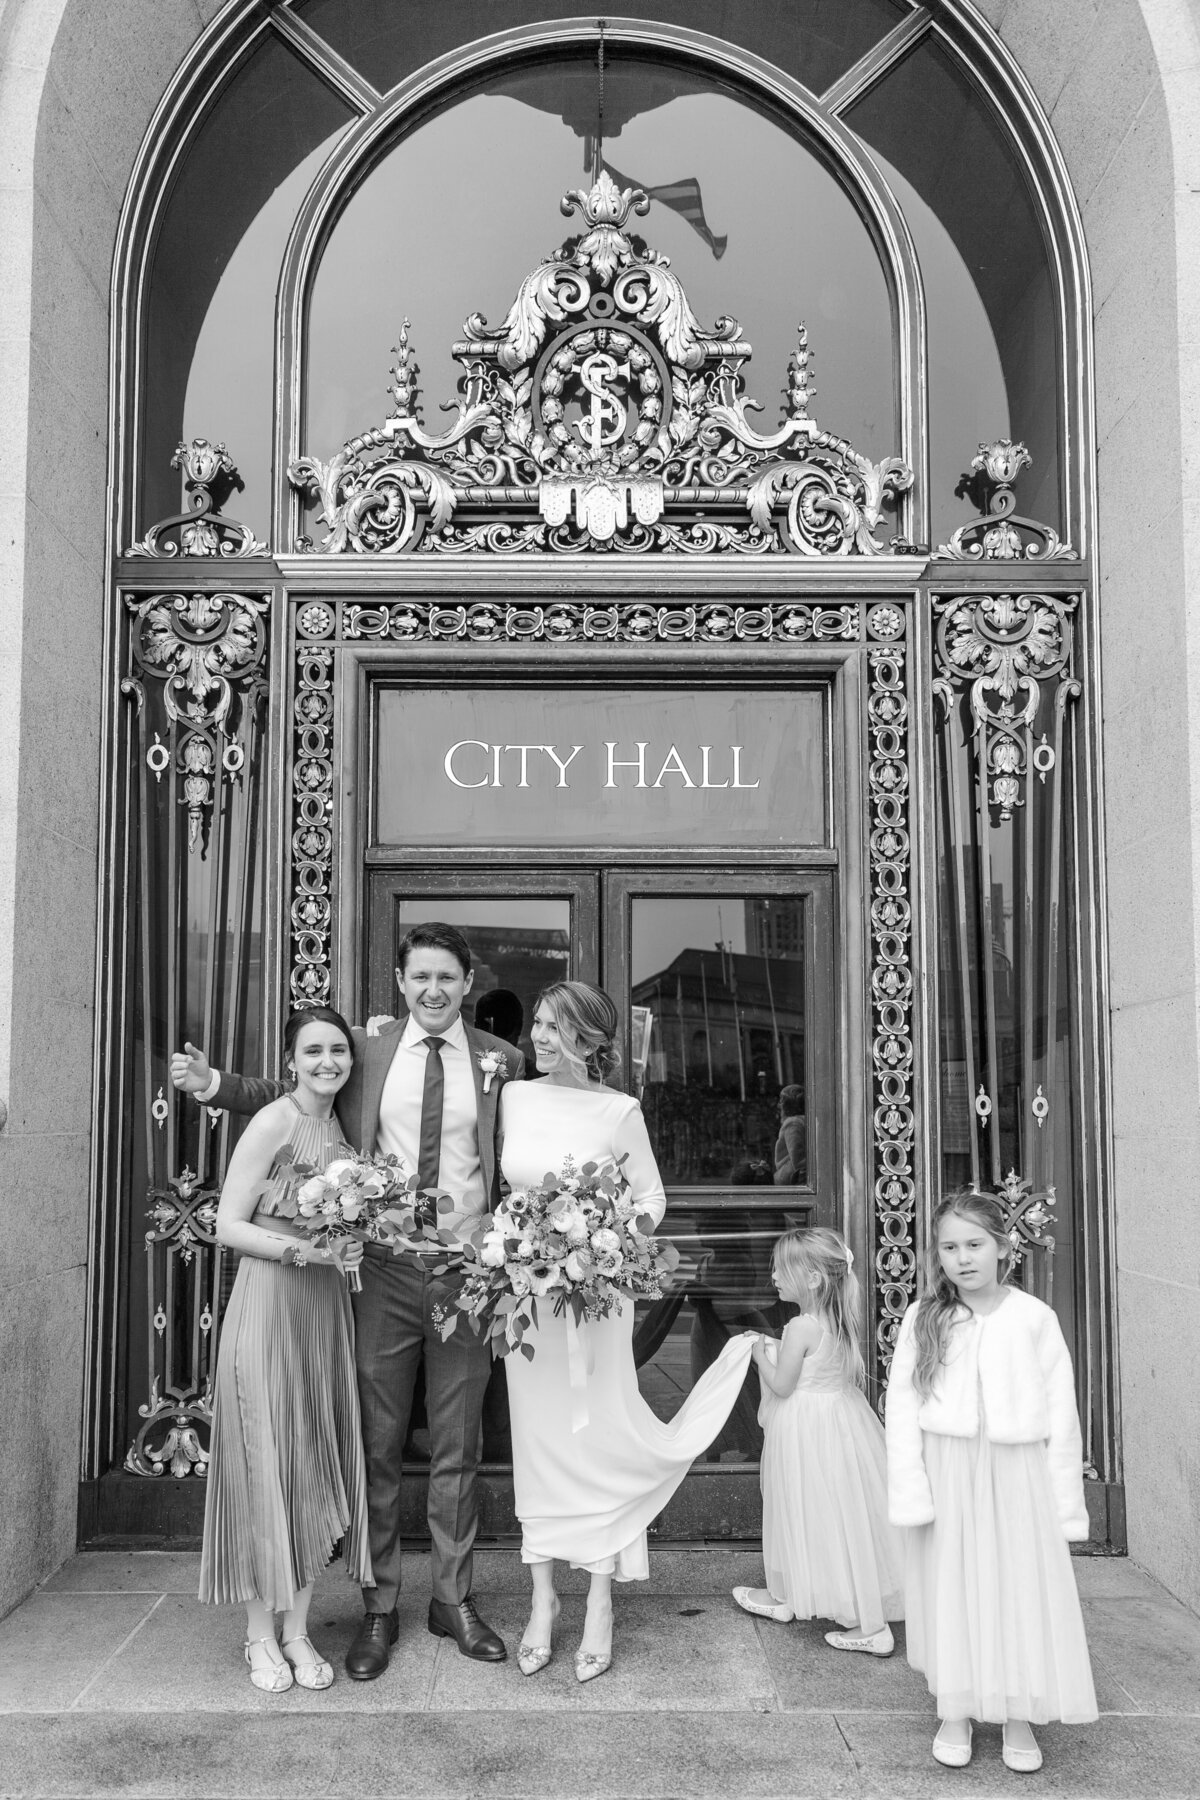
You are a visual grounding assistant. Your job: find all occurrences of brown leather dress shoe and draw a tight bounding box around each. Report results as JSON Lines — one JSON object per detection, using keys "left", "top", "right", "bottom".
{"left": 345, "top": 1609, "right": 399, "bottom": 1680}
{"left": 428, "top": 1595, "right": 507, "bottom": 1661}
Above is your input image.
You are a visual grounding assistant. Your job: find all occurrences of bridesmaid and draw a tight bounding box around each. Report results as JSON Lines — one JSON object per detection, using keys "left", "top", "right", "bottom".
{"left": 199, "top": 1007, "right": 371, "bottom": 1693}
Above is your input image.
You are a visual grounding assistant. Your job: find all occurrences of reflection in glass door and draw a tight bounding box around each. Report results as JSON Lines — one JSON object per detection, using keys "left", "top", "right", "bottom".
{"left": 608, "top": 870, "right": 836, "bottom": 1462}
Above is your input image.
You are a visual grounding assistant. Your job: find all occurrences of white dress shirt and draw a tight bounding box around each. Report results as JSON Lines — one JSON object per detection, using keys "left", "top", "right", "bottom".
{"left": 377, "top": 1012, "right": 485, "bottom": 1226}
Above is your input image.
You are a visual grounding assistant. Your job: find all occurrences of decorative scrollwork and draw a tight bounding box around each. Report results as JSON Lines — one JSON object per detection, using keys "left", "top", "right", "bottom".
{"left": 868, "top": 647, "right": 915, "bottom": 1403}
{"left": 124, "top": 1166, "right": 220, "bottom": 1478}
{"left": 976, "top": 1168, "right": 1057, "bottom": 1304}
{"left": 127, "top": 440, "right": 268, "bottom": 558}
{"left": 123, "top": 592, "right": 268, "bottom": 851}
{"left": 289, "top": 173, "right": 911, "bottom": 556}
{"left": 933, "top": 440, "right": 1073, "bottom": 561}
{"left": 932, "top": 592, "right": 1078, "bottom": 822}
{"left": 338, "top": 599, "right": 861, "bottom": 645}
{"left": 291, "top": 646, "right": 334, "bottom": 1006}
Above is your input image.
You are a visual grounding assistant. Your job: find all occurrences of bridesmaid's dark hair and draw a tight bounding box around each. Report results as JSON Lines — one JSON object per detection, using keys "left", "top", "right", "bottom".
{"left": 283, "top": 1006, "right": 354, "bottom": 1070}
{"left": 535, "top": 981, "right": 621, "bottom": 1084}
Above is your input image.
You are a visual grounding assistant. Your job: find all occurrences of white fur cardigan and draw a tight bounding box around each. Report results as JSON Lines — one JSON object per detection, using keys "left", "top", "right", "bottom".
{"left": 885, "top": 1287, "right": 1090, "bottom": 1539}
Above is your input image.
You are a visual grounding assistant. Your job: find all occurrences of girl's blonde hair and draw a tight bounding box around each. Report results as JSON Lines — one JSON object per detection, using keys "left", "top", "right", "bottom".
{"left": 535, "top": 981, "right": 622, "bottom": 1085}
{"left": 911, "top": 1191, "right": 1015, "bottom": 1398}
{"left": 773, "top": 1227, "right": 865, "bottom": 1389}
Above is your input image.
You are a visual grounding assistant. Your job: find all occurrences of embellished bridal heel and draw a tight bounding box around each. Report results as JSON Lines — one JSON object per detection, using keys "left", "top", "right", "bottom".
{"left": 574, "top": 1648, "right": 612, "bottom": 1683}
{"left": 244, "top": 1636, "right": 293, "bottom": 1693}
{"left": 516, "top": 1597, "right": 561, "bottom": 1677}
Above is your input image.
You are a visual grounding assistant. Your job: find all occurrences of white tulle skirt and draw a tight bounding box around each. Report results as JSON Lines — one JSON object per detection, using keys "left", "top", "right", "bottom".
{"left": 903, "top": 1430, "right": 1098, "bottom": 1724}
{"left": 759, "top": 1382, "right": 904, "bottom": 1632}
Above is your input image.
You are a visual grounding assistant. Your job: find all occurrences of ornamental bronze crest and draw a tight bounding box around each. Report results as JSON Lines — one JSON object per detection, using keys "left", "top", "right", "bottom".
{"left": 290, "top": 172, "right": 913, "bottom": 556}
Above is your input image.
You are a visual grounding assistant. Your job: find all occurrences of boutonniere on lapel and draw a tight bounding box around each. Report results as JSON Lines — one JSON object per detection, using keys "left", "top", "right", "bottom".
{"left": 478, "top": 1049, "right": 509, "bottom": 1094}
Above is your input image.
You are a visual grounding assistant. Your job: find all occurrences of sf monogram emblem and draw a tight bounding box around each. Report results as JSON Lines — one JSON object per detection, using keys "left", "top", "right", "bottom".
{"left": 575, "top": 350, "right": 631, "bottom": 455}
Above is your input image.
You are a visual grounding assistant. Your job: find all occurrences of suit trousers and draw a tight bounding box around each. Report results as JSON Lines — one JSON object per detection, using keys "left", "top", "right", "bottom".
{"left": 353, "top": 1246, "right": 492, "bottom": 1610}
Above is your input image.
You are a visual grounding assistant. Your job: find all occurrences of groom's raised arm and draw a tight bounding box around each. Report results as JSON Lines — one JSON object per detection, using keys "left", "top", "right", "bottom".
{"left": 170, "top": 1041, "right": 285, "bottom": 1116}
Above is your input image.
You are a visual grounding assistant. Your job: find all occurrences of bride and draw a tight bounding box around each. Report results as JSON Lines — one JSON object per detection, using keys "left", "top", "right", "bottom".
{"left": 500, "top": 980, "right": 754, "bottom": 1682}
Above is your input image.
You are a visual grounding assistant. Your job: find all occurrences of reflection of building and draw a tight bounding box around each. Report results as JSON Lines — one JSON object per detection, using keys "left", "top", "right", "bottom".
{"left": 633, "top": 948, "right": 805, "bottom": 1096}
{"left": 456, "top": 926, "right": 569, "bottom": 1027}
{"left": 633, "top": 947, "right": 805, "bottom": 1186}
{"left": 744, "top": 898, "right": 804, "bottom": 960}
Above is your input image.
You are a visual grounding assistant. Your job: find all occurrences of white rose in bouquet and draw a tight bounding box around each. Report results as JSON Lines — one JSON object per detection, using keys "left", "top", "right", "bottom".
{"left": 553, "top": 1203, "right": 589, "bottom": 1243}
{"left": 564, "top": 1248, "right": 593, "bottom": 1283}
{"left": 508, "top": 1265, "right": 533, "bottom": 1296}
{"left": 296, "top": 1175, "right": 328, "bottom": 1216}
{"left": 595, "top": 1249, "right": 625, "bottom": 1276}
{"left": 590, "top": 1227, "right": 621, "bottom": 1256}
{"left": 516, "top": 1239, "right": 536, "bottom": 1260}
{"left": 479, "top": 1233, "right": 507, "bottom": 1268}
{"left": 324, "top": 1158, "right": 359, "bottom": 1185}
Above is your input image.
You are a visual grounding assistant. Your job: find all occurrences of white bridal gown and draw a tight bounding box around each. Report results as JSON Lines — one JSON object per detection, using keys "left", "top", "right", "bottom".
{"left": 500, "top": 1081, "right": 754, "bottom": 1579}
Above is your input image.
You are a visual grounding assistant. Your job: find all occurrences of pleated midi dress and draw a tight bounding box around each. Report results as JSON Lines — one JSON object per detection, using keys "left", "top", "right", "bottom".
{"left": 501, "top": 1083, "right": 755, "bottom": 1580}
{"left": 199, "top": 1102, "right": 372, "bottom": 1609}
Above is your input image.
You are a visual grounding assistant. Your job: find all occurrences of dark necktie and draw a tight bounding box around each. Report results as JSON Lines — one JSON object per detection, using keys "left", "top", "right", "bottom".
{"left": 417, "top": 1035, "right": 446, "bottom": 1194}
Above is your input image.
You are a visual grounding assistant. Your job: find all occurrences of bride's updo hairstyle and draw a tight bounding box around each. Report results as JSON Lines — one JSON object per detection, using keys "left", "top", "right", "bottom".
{"left": 536, "top": 981, "right": 621, "bottom": 1085}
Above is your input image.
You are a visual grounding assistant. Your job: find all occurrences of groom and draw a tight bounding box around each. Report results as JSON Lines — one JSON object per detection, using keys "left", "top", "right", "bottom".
{"left": 171, "top": 921, "right": 523, "bottom": 1677}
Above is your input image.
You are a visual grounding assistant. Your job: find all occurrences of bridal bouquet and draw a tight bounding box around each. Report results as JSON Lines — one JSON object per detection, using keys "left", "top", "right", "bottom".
{"left": 268, "top": 1151, "right": 457, "bottom": 1291}
{"left": 434, "top": 1154, "right": 679, "bottom": 1360}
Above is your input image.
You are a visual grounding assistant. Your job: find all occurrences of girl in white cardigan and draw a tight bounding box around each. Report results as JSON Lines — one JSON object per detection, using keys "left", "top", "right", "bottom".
{"left": 886, "top": 1193, "right": 1097, "bottom": 1773}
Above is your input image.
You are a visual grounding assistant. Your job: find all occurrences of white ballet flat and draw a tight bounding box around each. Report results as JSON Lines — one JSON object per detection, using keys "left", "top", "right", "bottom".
{"left": 824, "top": 1624, "right": 894, "bottom": 1657}
{"left": 244, "top": 1636, "right": 292, "bottom": 1693}
{"left": 732, "top": 1586, "right": 795, "bottom": 1623}
{"left": 1002, "top": 1724, "right": 1043, "bottom": 1772}
{"left": 932, "top": 1720, "right": 973, "bottom": 1767}
{"left": 282, "top": 1634, "right": 334, "bottom": 1690}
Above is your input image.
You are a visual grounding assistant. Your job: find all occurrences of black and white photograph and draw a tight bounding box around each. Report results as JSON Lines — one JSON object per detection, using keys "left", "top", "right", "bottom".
{"left": 0, "top": 3, "right": 1198, "bottom": 1796}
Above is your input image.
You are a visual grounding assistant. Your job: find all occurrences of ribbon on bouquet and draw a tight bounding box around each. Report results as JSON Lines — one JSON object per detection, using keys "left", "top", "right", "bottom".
{"left": 565, "top": 1309, "right": 595, "bottom": 1433}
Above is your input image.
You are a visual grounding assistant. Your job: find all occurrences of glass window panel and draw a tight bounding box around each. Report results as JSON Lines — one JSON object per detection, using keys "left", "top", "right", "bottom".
{"left": 307, "top": 57, "right": 895, "bottom": 470}
{"left": 298, "top": 0, "right": 907, "bottom": 103}
{"left": 142, "top": 36, "right": 353, "bottom": 538}
{"left": 631, "top": 895, "right": 808, "bottom": 1188}
{"left": 846, "top": 37, "right": 1061, "bottom": 533}
{"left": 872, "top": 153, "right": 1010, "bottom": 549}
{"left": 375, "top": 687, "right": 827, "bottom": 849}
{"left": 385, "top": 897, "right": 570, "bottom": 1069}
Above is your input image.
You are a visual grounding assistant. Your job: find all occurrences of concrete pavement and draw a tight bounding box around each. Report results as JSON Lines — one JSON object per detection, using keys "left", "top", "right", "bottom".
{"left": 0, "top": 1549, "right": 1196, "bottom": 1798}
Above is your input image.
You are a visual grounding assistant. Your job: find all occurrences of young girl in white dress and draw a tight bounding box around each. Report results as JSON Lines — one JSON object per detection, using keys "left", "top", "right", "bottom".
{"left": 733, "top": 1227, "right": 904, "bottom": 1654}
{"left": 886, "top": 1192, "right": 1097, "bottom": 1773}
{"left": 500, "top": 982, "right": 755, "bottom": 1683}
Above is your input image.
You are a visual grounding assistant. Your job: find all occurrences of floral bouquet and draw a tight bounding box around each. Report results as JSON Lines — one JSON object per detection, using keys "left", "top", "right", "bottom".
{"left": 267, "top": 1151, "right": 459, "bottom": 1291}
{"left": 435, "top": 1154, "right": 679, "bottom": 1360}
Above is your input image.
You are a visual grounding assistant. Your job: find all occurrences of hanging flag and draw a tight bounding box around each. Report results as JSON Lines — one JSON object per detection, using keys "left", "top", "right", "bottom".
{"left": 602, "top": 159, "right": 728, "bottom": 259}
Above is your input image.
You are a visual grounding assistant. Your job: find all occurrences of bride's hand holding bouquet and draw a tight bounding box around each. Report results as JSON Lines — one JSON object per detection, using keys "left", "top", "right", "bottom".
{"left": 435, "top": 1153, "right": 679, "bottom": 1358}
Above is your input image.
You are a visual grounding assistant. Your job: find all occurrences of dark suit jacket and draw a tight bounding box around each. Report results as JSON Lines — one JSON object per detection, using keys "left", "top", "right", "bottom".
{"left": 214, "top": 1019, "right": 524, "bottom": 1207}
